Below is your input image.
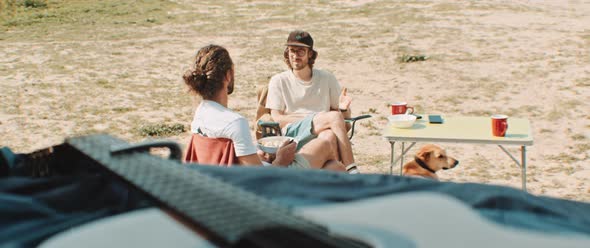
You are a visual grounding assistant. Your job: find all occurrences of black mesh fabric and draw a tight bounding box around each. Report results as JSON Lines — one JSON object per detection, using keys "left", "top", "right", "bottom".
{"left": 65, "top": 134, "right": 340, "bottom": 246}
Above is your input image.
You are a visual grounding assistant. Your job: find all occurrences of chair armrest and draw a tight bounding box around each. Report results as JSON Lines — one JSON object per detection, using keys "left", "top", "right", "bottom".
{"left": 345, "top": 114, "right": 372, "bottom": 123}
{"left": 258, "top": 114, "right": 372, "bottom": 140}
{"left": 344, "top": 114, "right": 372, "bottom": 140}
{"left": 258, "top": 120, "right": 280, "bottom": 127}
{"left": 257, "top": 120, "right": 282, "bottom": 137}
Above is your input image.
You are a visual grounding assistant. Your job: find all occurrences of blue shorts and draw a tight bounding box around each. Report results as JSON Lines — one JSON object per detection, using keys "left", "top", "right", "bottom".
{"left": 284, "top": 113, "right": 317, "bottom": 150}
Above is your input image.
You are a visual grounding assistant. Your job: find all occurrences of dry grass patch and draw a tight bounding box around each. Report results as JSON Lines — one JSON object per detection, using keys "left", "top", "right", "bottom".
{"left": 0, "top": 0, "right": 179, "bottom": 40}
{"left": 545, "top": 153, "right": 582, "bottom": 164}
{"left": 360, "top": 120, "right": 380, "bottom": 136}
{"left": 573, "top": 143, "right": 590, "bottom": 154}
{"left": 464, "top": 110, "right": 494, "bottom": 117}
{"left": 571, "top": 134, "right": 587, "bottom": 141}
{"left": 356, "top": 154, "right": 389, "bottom": 174}
{"left": 539, "top": 128, "right": 553, "bottom": 133}
{"left": 574, "top": 77, "right": 590, "bottom": 87}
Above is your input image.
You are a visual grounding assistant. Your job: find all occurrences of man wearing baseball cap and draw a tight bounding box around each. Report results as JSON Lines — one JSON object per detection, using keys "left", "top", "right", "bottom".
{"left": 265, "top": 30, "right": 359, "bottom": 174}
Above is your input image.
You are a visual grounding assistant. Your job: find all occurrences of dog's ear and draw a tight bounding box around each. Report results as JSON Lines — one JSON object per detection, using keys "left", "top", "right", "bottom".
{"left": 417, "top": 150, "right": 431, "bottom": 161}
{"left": 433, "top": 150, "right": 442, "bottom": 159}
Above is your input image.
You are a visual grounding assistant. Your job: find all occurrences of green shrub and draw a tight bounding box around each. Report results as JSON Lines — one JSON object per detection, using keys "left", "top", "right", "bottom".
{"left": 399, "top": 54, "right": 428, "bottom": 63}
{"left": 22, "top": 0, "right": 47, "bottom": 8}
{"left": 137, "top": 123, "right": 186, "bottom": 137}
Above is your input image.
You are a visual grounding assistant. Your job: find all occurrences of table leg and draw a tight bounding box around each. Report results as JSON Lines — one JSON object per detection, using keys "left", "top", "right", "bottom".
{"left": 389, "top": 141, "right": 395, "bottom": 175}
{"left": 400, "top": 142, "right": 405, "bottom": 175}
{"left": 498, "top": 145, "right": 528, "bottom": 192}
{"left": 521, "top": 146, "right": 527, "bottom": 192}
{"left": 389, "top": 141, "right": 416, "bottom": 176}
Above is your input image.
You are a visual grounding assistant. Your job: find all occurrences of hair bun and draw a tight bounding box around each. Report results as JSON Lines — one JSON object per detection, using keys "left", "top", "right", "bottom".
{"left": 192, "top": 70, "right": 207, "bottom": 81}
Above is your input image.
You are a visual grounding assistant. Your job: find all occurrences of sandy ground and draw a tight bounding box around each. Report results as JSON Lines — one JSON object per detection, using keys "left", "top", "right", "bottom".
{"left": 1, "top": 0, "right": 589, "bottom": 202}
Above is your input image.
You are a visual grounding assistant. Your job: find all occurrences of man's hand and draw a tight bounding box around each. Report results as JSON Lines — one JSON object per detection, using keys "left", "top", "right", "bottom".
{"left": 272, "top": 139, "right": 297, "bottom": 167}
{"left": 257, "top": 150, "right": 274, "bottom": 163}
{"left": 339, "top": 87, "right": 352, "bottom": 111}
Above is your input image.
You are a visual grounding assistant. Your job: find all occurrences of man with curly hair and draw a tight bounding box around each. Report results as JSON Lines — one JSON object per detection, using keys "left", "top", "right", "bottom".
{"left": 266, "top": 30, "right": 359, "bottom": 173}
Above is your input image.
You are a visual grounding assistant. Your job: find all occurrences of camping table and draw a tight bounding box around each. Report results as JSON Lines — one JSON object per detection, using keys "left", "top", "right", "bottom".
{"left": 382, "top": 116, "right": 534, "bottom": 191}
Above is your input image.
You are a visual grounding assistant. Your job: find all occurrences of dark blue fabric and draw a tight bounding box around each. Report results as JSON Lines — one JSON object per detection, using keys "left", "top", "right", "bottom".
{"left": 0, "top": 173, "right": 150, "bottom": 247}
{"left": 188, "top": 164, "right": 590, "bottom": 236}
{"left": 2, "top": 154, "right": 590, "bottom": 247}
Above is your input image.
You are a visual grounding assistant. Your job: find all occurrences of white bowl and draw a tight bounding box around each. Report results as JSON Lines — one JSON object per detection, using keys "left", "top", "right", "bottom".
{"left": 388, "top": 114, "right": 417, "bottom": 128}
{"left": 257, "top": 136, "right": 293, "bottom": 154}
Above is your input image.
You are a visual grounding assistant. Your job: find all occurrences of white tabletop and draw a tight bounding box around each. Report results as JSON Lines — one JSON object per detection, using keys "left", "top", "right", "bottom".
{"left": 382, "top": 116, "right": 533, "bottom": 146}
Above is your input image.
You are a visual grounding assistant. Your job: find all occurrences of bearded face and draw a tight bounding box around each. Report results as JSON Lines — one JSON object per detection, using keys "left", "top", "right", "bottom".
{"left": 287, "top": 46, "right": 310, "bottom": 70}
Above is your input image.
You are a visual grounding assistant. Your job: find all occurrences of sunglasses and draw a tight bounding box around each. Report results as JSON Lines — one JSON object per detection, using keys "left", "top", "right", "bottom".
{"left": 288, "top": 48, "right": 308, "bottom": 57}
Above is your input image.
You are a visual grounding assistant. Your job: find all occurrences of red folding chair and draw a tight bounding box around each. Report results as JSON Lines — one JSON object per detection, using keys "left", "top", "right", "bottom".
{"left": 184, "top": 133, "right": 238, "bottom": 166}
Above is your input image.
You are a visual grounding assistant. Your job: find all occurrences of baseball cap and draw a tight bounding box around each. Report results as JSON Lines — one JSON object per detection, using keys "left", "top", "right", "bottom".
{"left": 285, "top": 30, "right": 313, "bottom": 48}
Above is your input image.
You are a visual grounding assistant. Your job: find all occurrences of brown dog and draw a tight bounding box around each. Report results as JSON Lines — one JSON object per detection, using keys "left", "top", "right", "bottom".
{"left": 402, "top": 144, "right": 459, "bottom": 180}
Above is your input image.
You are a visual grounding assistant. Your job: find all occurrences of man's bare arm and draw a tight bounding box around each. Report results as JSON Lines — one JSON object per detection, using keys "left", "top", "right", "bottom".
{"left": 237, "top": 154, "right": 264, "bottom": 166}
{"left": 237, "top": 152, "right": 292, "bottom": 167}
{"left": 242, "top": 141, "right": 297, "bottom": 167}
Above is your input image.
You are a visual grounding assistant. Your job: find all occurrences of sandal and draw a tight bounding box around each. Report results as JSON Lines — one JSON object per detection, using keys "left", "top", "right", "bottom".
{"left": 346, "top": 163, "right": 360, "bottom": 174}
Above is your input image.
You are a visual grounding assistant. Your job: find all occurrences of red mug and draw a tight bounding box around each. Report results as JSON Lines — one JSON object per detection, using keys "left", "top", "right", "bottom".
{"left": 491, "top": 114, "right": 508, "bottom": 137}
{"left": 391, "top": 102, "right": 414, "bottom": 115}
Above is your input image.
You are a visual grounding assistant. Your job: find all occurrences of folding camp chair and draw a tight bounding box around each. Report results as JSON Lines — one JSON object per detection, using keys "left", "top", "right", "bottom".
{"left": 255, "top": 86, "right": 372, "bottom": 140}
{"left": 184, "top": 132, "right": 238, "bottom": 166}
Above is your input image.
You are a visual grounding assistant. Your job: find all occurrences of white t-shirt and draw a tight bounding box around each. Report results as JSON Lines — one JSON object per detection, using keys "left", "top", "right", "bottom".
{"left": 190, "top": 100, "right": 257, "bottom": 157}
{"left": 265, "top": 69, "right": 341, "bottom": 114}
